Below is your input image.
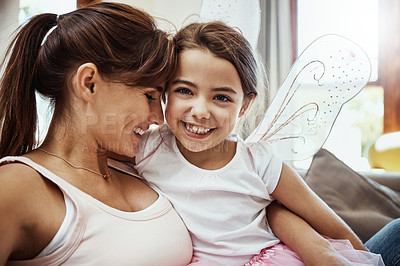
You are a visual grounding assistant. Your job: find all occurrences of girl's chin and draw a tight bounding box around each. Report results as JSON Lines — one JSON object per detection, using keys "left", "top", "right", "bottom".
{"left": 178, "top": 139, "right": 215, "bottom": 153}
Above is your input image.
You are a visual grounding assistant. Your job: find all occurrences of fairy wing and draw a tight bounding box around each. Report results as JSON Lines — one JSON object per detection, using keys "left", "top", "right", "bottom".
{"left": 245, "top": 34, "right": 371, "bottom": 161}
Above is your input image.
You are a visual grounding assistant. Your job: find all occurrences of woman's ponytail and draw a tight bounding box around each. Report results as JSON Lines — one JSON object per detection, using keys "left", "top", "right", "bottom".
{"left": 0, "top": 14, "right": 57, "bottom": 157}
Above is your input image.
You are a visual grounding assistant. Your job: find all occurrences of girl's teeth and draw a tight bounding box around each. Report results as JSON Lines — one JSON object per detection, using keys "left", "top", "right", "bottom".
{"left": 133, "top": 127, "right": 145, "bottom": 135}
{"left": 185, "top": 123, "right": 211, "bottom": 134}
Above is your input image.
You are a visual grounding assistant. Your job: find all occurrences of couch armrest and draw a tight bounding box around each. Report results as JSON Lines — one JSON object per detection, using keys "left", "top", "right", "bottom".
{"left": 361, "top": 172, "right": 400, "bottom": 192}
{"left": 296, "top": 168, "right": 400, "bottom": 192}
{"left": 301, "top": 149, "right": 400, "bottom": 242}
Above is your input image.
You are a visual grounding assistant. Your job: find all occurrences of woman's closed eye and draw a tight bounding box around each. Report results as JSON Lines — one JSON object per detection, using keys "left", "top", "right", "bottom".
{"left": 145, "top": 93, "right": 157, "bottom": 101}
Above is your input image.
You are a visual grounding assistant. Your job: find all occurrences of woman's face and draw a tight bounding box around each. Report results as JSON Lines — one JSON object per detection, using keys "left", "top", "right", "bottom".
{"left": 93, "top": 80, "right": 164, "bottom": 157}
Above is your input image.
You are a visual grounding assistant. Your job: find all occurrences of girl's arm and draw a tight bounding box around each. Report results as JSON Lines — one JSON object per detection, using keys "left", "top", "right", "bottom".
{"left": 267, "top": 201, "right": 355, "bottom": 266}
{"left": 270, "top": 163, "right": 366, "bottom": 251}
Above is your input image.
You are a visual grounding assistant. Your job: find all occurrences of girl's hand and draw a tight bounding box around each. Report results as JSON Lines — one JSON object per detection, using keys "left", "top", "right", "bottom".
{"left": 315, "top": 250, "right": 354, "bottom": 266}
{"left": 270, "top": 163, "right": 366, "bottom": 251}
{"left": 267, "top": 201, "right": 360, "bottom": 266}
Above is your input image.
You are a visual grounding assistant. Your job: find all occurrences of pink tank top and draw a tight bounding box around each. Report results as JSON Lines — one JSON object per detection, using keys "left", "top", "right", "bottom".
{"left": 2, "top": 156, "right": 193, "bottom": 266}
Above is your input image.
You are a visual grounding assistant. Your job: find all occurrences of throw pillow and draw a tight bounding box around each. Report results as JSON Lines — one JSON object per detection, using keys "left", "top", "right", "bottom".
{"left": 304, "top": 148, "right": 400, "bottom": 242}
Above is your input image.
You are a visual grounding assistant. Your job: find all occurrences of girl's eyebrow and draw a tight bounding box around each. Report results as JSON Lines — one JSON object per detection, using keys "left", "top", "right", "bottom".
{"left": 171, "top": 79, "right": 195, "bottom": 87}
{"left": 211, "top": 87, "right": 237, "bottom": 94}
{"left": 171, "top": 79, "right": 237, "bottom": 94}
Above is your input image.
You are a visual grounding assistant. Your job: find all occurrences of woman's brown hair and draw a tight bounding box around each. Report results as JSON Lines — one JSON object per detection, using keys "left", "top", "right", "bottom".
{"left": 0, "top": 2, "right": 176, "bottom": 157}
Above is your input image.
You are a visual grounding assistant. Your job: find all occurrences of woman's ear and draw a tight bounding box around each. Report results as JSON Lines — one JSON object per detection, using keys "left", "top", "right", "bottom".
{"left": 239, "top": 94, "right": 255, "bottom": 117}
{"left": 75, "top": 63, "right": 98, "bottom": 102}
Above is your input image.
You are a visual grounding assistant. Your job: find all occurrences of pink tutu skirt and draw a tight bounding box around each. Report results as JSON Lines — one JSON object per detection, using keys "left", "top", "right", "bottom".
{"left": 245, "top": 239, "right": 384, "bottom": 266}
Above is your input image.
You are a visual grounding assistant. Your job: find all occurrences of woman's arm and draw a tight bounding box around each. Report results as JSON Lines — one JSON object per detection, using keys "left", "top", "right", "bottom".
{"left": 267, "top": 201, "right": 354, "bottom": 266}
{"left": 0, "top": 186, "right": 21, "bottom": 264}
{"left": 0, "top": 164, "right": 65, "bottom": 263}
{"left": 0, "top": 165, "right": 34, "bottom": 263}
{"left": 270, "top": 163, "right": 366, "bottom": 251}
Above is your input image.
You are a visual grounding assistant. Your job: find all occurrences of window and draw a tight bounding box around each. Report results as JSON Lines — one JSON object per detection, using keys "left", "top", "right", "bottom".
{"left": 19, "top": 0, "right": 76, "bottom": 24}
{"left": 294, "top": 0, "right": 383, "bottom": 171}
{"left": 297, "top": 0, "right": 379, "bottom": 82}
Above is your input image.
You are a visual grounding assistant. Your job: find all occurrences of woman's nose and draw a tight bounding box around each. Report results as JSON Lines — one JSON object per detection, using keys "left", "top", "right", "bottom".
{"left": 148, "top": 101, "right": 164, "bottom": 125}
{"left": 191, "top": 97, "right": 211, "bottom": 119}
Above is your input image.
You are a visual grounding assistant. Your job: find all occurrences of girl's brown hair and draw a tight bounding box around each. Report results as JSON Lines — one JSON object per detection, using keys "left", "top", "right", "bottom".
{"left": 173, "top": 21, "right": 258, "bottom": 98}
{"left": 172, "top": 21, "right": 269, "bottom": 138}
{"left": 0, "top": 2, "right": 176, "bottom": 157}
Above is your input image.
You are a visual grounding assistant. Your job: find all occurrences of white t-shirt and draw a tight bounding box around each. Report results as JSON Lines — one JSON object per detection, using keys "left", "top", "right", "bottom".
{"left": 135, "top": 124, "right": 283, "bottom": 266}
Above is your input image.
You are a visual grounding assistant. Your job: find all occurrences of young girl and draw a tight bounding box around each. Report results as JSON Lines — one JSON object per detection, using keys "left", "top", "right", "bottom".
{"left": 126, "top": 22, "right": 384, "bottom": 265}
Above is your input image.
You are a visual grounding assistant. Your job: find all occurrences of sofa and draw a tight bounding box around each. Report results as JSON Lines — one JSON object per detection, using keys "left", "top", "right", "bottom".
{"left": 298, "top": 149, "right": 400, "bottom": 243}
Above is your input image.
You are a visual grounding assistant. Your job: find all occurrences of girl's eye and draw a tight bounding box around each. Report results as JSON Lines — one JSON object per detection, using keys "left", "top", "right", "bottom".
{"left": 175, "top": 88, "right": 193, "bottom": 95}
{"left": 214, "top": 95, "right": 231, "bottom": 102}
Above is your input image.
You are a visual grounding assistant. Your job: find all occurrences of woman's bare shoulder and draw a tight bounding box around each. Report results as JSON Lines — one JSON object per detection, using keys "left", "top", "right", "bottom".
{"left": 0, "top": 162, "right": 63, "bottom": 218}
{"left": 0, "top": 163, "right": 50, "bottom": 216}
{"left": 0, "top": 162, "right": 44, "bottom": 191}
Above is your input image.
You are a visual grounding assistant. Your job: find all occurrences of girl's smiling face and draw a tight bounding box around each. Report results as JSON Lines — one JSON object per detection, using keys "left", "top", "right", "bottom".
{"left": 165, "top": 48, "right": 248, "bottom": 153}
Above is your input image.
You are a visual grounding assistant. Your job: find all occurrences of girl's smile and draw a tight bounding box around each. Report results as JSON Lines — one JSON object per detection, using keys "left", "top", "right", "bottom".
{"left": 165, "top": 48, "right": 248, "bottom": 154}
{"left": 181, "top": 121, "right": 214, "bottom": 138}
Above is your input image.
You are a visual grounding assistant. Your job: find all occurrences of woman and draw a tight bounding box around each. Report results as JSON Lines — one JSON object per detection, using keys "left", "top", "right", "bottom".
{"left": 0, "top": 2, "right": 192, "bottom": 265}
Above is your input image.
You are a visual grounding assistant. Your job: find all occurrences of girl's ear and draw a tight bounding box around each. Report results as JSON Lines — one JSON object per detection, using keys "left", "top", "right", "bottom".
{"left": 75, "top": 63, "right": 98, "bottom": 102}
{"left": 239, "top": 94, "right": 255, "bottom": 117}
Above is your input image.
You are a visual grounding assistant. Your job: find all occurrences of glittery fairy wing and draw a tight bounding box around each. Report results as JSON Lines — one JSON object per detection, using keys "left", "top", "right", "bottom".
{"left": 245, "top": 34, "right": 371, "bottom": 161}
{"left": 199, "top": 0, "right": 261, "bottom": 49}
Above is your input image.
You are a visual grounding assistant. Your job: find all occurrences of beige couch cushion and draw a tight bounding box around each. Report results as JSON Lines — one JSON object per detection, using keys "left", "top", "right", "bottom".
{"left": 304, "top": 149, "right": 400, "bottom": 242}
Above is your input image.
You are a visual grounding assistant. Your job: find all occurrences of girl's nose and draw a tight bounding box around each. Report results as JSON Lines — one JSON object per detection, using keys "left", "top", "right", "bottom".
{"left": 190, "top": 98, "right": 211, "bottom": 119}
